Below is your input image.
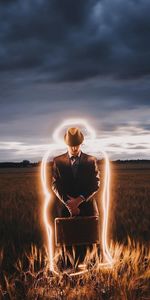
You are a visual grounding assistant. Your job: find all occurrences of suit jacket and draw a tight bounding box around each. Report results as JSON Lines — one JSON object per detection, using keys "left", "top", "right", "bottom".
{"left": 51, "top": 151, "right": 100, "bottom": 217}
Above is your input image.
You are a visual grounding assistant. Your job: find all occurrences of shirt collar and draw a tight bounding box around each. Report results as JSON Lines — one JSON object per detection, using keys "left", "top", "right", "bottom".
{"left": 68, "top": 150, "right": 82, "bottom": 158}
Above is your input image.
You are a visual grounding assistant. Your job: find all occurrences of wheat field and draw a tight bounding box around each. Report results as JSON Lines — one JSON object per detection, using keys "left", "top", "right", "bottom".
{"left": 0, "top": 162, "right": 149, "bottom": 299}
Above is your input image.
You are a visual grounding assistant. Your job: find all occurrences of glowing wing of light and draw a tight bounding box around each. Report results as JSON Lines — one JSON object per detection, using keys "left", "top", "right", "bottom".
{"left": 41, "top": 118, "right": 113, "bottom": 274}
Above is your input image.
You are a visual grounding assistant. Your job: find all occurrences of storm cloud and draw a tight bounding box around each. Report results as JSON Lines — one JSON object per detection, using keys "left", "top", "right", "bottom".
{"left": 0, "top": 0, "right": 150, "bottom": 161}
{"left": 0, "top": 0, "right": 150, "bottom": 81}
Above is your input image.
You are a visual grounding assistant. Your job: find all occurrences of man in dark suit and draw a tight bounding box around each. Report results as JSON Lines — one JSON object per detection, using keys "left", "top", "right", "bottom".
{"left": 51, "top": 127, "right": 100, "bottom": 267}
{"left": 52, "top": 127, "right": 100, "bottom": 218}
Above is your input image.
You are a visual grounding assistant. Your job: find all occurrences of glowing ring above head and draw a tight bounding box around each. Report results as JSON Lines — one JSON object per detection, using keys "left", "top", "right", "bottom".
{"left": 52, "top": 118, "right": 96, "bottom": 144}
{"left": 41, "top": 118, "right": 113, "bottom": 276}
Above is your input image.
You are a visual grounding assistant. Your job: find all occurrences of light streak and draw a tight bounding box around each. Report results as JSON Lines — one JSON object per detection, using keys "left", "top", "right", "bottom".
{"left": 41, "top": 118, "right": 113, "bottom": 275}
{"left": 52, "top": 118, "right": 96, "bottom": 144}
{"left": 41, "top": 149, "right": 54, "bottom": 271}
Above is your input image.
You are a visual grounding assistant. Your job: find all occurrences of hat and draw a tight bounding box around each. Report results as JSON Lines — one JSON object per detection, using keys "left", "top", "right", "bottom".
{"left": 64, "top": 127, "right": 84, "bottom": 146}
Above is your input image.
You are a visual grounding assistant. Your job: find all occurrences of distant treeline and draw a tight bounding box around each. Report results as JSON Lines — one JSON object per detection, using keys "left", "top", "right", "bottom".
{"left": 0, "top": 159, "right": 150, "bottom": 168}
{"left": 0, "top": 160, "right": 40, "bottom": 168}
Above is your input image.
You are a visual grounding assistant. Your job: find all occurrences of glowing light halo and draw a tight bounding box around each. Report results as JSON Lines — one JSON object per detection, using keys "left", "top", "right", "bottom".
{"left": 100, "top": 149, "right": 112, "bottom": 263}
{"left": 41, "top": 149, "right": 54, "bottom": 271}
{"left": 52, "top": 118, "right": 96, "bottom": 144}
{"left": 41, "top": 118, "right": 113, "bottom": 275}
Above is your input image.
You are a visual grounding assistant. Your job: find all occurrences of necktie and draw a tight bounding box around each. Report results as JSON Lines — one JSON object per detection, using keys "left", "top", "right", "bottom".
{"left": 70, "top": 156, "right": 79, "bottom": 177}
{"left": 71, "top": 155, "right": 77, "bottom": 162}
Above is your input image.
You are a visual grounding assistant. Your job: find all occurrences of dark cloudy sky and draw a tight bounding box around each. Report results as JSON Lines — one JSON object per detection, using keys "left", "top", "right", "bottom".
{"left": 0, "top": 0, "right": 150, "bottom": 161}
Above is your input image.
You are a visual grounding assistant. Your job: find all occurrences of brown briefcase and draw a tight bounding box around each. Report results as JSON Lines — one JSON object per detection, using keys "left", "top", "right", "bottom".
{"left": 55, "top": 216, "right": 100, "bottom": 246}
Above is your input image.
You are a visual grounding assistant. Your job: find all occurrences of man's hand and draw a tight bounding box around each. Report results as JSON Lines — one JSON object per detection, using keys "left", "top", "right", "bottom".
{"left": 66, "top": 195, "right": 84, "bottom": 216}
{"left": 66, "top": 203, "right": 80, "bottom": 217}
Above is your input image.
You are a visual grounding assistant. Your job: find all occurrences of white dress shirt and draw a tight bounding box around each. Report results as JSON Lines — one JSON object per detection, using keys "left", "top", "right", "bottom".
{"left": 68, "top": 150, "right": 82, "bottom": 165}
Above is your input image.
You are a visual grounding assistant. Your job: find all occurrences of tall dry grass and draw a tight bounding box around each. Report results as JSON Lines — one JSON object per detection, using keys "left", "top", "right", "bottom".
{"left": 0, "top": 239, "right": 149, "bottom": 299}
{"left": 0, "top": 163, "right": 150, "bottom": 299}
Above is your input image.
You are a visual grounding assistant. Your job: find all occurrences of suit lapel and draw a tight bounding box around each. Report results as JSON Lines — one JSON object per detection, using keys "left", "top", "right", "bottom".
{"left": 63, "top": 151, "right": 86, "bottom": 178}
{"left": 77, "top": 151, "right": 86, "bottom": 176}
{"left": 63, "top": 152, "right": 74, "bottom": 178}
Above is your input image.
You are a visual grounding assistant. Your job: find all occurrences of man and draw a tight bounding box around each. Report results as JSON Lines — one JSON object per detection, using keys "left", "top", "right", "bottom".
{"left": 52, "top": 127, "right": 100, "bottom": 218}
{"left": 51, "top": 127, "right": 100, "bottom": 267}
